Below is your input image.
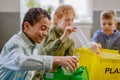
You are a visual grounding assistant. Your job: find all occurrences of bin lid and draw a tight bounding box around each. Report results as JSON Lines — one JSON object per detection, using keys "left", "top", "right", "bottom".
{"left": 99, "top": 53, "right": 120, "bottom": 60}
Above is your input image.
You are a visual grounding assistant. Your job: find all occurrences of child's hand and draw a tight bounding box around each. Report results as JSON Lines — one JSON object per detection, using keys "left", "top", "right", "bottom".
{"left": 54, "top": 56, "right": 78, "bottom": 72}
{"left": 90, "top": 42, "right": 102, "bottom": 54}
{"left": 60, "top": 26, "right": 76, "bottom": 42}
{"left": 64, "top": 26, "right": 76, "bottom": 37}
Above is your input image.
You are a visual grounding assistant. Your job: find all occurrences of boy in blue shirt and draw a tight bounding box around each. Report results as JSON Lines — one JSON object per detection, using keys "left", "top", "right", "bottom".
{"left": 90, "top": 10, "right": 120, "bottom": 54}
{"left": 0, "top": 8, "right": 78, "bottom": 80}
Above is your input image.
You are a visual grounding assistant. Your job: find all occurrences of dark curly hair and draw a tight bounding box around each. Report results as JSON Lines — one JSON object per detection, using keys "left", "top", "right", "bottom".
{"left": 22, "top": 7, "right": 51, "bottom": 30}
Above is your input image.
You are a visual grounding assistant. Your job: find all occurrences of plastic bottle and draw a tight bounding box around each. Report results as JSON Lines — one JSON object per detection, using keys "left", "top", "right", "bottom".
{"left": 74, "top": 26, "right": 91, "bottom": 48}
{"left": 62, "top": 66, "right": 72, "bottom": 75}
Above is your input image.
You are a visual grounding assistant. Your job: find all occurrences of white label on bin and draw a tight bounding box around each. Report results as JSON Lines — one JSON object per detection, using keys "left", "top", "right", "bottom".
{"left": 45, "top": 73, "right": 54, "bottom": 78}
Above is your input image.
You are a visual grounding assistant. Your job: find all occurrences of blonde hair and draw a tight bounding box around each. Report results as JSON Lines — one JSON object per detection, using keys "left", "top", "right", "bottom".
{"left": 100, "top": 10, "right": 116, "bottom": 20}
{"left": 53, "top": 5, "right": 75, "bottom": 26}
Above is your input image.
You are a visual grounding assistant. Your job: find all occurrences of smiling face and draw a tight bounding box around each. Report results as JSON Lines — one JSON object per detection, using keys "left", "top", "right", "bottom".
{"left": 24, "top": 17, "right": 51, "bottom": 43}
{"left": 22, "top": 8, "right": 51, "bottom": 43}
{"left": 100, "top": 18, "right": 117, "bottom": 36}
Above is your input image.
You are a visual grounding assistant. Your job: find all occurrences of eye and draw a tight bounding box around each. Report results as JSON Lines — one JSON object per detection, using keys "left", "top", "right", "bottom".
{"left": 65, "top": 19, "right": 73, "bottom": 22}
{"left": 65, "top": 19, "right": 70, "bottom": 21}
{"left": 102, "top": 23, "right": 106, "bottom": 25}
{"left": 41, "top": 26, "right": 47, "bottom": 30}
{"left": 108, "top": 23, "right": 112, "bottom": 26}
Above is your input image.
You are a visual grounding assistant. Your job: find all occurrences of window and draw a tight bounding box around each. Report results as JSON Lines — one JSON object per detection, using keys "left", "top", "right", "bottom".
{"left": 20, "top": 0, "right": 92, "bottom": 25}
{"left": 63, "top": 0, "right": 92, "bottom": 23}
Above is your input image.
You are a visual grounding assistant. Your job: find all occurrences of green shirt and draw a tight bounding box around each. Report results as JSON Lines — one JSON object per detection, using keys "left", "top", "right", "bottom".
{"left": 38, "top": 26, "right": 75, "bottom": 56}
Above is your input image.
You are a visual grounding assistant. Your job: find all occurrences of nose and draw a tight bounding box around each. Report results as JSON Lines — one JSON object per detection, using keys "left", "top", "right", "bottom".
{"left": 105, "top": 24, "right": 109, "bottom": 28}
{"left": 43, "top": 30, "right": 48, "bottom": 36}
{"left": 68, "top": 20, "right": 73, "bottom": 26}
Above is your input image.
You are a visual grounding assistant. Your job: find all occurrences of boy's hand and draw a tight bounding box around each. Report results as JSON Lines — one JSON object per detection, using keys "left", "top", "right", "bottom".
{"left": 54, "top": 56, "right": 78, "bottom": 72}
{"left": 90, "top": 42, "right": 102, "bottom": 54}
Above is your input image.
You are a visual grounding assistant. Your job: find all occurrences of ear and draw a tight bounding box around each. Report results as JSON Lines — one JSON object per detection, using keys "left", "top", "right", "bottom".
{"left": 114, "top": 20, "right": 118, "bottom": 29}
{"left": 23, "top": 21, "right": 31, "bottom": 32}
{"left": 115, "top": 20, "right": 118, "bottom": 26}
{"left": 54, "top": 15, "right": 59, "bottom": 25}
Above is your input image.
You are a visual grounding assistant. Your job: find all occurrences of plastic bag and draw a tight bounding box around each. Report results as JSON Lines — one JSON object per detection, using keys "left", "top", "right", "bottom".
{"left": 44, "top": 66, "right": 89, "bottom": 80}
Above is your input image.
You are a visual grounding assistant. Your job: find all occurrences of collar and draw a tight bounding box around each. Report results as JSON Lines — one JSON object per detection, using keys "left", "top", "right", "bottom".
{"left": 103, "top": 29, "right": 118, "bottom": 39}
{"left": 18, "top": 31, "right": 37, "bottom": 48}
{"left": 55, "top": 26, "right": 63, "bottom": 36}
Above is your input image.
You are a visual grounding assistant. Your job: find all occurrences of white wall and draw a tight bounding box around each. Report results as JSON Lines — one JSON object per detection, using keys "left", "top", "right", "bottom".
{"left": 0, "top": 0, "right": 20, "bottom": 12}
{"left": 1, "top": 0, "right": 120, "bottom": 49}
{"left": 93, "top": 0, "right": 120, "bottom": 10}
{"left": 0, "top": 0, "right": 20, "bottom": 51}
{"left": 2, "top": 0, "right": 118, "bottom": 12}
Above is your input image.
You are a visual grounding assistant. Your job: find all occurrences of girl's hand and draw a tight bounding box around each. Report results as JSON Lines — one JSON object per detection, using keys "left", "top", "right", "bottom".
{"left": 60, "top": 26, "right": 76, "bottom": 42}
{"left": 64, "top": 26, "right": 76, "bottom": 37}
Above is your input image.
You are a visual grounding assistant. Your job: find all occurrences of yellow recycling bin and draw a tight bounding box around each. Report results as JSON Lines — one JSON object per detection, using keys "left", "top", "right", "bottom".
{"left": 75, "top": 47, "right": 120, "bottom": 80}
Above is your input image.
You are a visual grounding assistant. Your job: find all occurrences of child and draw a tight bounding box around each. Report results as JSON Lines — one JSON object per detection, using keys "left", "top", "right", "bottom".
{"left": 39, "top": 4, "right": 76, "bottom": 56}
{"left": 90, "top": 10, "right": 120, "bottom": 54}
{"left": 0, "top": 8, "right": 78, "bottom": 80}
{"left": 32, "top": 5, "right": 76, "bottom": 80}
